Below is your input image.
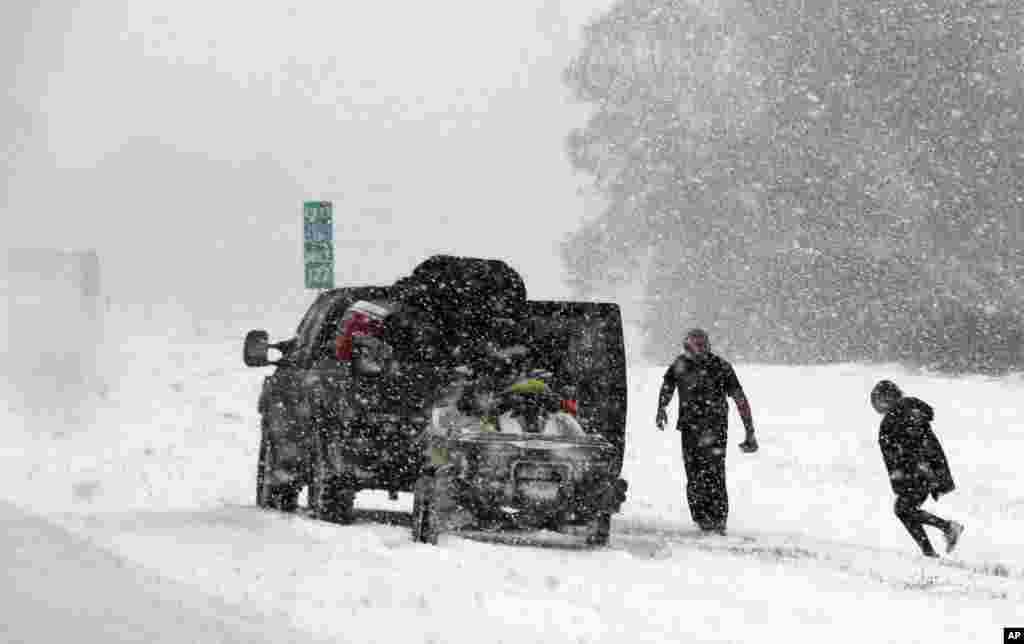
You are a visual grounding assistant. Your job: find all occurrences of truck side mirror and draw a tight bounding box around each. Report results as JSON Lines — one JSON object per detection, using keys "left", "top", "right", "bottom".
{"left": 244, "top": 330, "right": 275, "bottom": 367}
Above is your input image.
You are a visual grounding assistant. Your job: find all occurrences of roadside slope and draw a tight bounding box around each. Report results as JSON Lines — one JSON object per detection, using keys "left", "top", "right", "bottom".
{"left": 1, "top": 499, "right": 328, "bottom": 644}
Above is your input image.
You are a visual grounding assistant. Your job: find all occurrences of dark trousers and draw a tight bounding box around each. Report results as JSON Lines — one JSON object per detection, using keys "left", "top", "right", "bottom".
{"left": 894, "top": 487, "right": 951, "bottom": 555}
{"left": 680, "top": 432, "right": 728, "bottom": 531}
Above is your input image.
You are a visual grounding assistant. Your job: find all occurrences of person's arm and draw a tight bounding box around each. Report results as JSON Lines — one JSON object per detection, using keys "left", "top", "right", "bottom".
{"left": 725, "top": 363, "right": 757, "bottom": 452}
{"left": 656, "top": 363, "right": 677, "bottom": 430}
{"left": 879, "top": 425, "right": 909, "bottom": 490}
{"left": 733, "top": 391, "right": 758, "bottom": 452}
{"left": 906, "top": 404, "right": 938, "bottom": 471}
{"left": 879, "top": 431, "right": 900, "bottom": 479}
{"left": 918, "top": 425, "right": 955, "bottom": 498}
{"left": 734, "top": 391, "right": 755, "bottom": 435}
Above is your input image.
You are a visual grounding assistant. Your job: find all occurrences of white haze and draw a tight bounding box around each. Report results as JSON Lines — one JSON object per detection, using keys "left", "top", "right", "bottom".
{"left": 2, "top": 0, "right": 631, "bottom": 446}
{"left": 3, "top": 0, "right": 614, "bottom": 327}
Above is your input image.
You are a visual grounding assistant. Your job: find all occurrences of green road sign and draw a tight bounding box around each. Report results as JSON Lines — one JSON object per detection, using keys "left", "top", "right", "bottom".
{"left": 304, "top": 240, "right": 334, "bottom": 264}
{"left": 304, "top": 263, "right": 334, "bottom": 290}
{"left": 303, "top": 201, "right": 333, "bottom": 226}
{"left": 303, "top": 201, "right": 334, "bottom": 289}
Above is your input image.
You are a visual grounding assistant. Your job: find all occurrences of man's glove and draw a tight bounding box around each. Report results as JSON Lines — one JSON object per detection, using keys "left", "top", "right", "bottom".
{"left": 655, "top": 407, "right": 668, "bottom": 431}
{"left": 738, "top": 434, "right": 758, "bottom": 453}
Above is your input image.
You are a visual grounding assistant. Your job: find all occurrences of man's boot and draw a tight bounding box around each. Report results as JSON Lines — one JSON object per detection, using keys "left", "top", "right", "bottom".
{"left": 943, "top": 521, "right": 964, "bottom": 554}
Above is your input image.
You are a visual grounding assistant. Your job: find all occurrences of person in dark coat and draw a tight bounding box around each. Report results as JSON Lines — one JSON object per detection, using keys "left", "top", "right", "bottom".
{"left": 655, "top": 329, "right": 758, "bottom": 534}
{"left": 871, "top": 380, "right": 964, "bottom": 557}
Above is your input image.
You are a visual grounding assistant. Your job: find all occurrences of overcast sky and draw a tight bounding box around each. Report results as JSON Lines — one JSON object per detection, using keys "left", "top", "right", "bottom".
{"left": 3, "top": 1, "right": 613, "bottom": 315}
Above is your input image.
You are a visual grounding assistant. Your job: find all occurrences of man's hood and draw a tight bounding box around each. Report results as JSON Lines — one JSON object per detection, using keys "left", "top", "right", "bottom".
{"left": 888, "top": 396, "right": 934, "bottom": 424}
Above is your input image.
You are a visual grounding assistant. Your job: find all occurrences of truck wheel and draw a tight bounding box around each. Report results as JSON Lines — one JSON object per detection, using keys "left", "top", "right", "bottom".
{"left": 256, "top": 417, "right": 299, "bottom": 512}
{"left": 585, "top": 512, "right": 612, "bottom": 547}
{"left": 306, "top": 476, "right": 320, "bottom": 513}
{"left": 411, "top": 475, "right": 440, "bottom": 545}
{"left": 315, "top": 477, "right": 356, "bottom": 524}
{"left": 256, "top": 431, "right": 268, "bottom": 507}
{"left": 310, "top": 424, "right": 356, "bottom": 524}
{"left": 305, "top": 423, "right": 330, "bottom": 514}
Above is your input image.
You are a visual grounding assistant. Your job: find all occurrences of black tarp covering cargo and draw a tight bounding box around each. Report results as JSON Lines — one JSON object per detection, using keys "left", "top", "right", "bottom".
{"left": 394, "top": 255, "right": 527, "bottom": 319}
{"left": 389, "top": 255, "right": 528, "bottom": 364}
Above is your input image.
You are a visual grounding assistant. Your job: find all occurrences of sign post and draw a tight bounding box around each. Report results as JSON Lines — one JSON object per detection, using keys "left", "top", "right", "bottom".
{"left": 303, "top": 201, "right": 334, "bottom": 289}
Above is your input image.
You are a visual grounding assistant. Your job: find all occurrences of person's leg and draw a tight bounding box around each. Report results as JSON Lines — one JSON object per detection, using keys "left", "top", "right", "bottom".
{"left": 914, "top": 507, "right": 952, "bottom": 531}
{"left": 682, "top": 435, "right": 727, "bottom": 532}
{"left": 905, "top": 492, "right": 965, "bottom": 554}
{"left": 680, "top": 434, "right": 708, "bottom": 529}
{"left": 943, "top": 519, "right": 965, "bottom": 553}
{"left": 698, "top": 446, "right": 728, "bottom": 533}
{"left": 894, "top": 490, "right": 946, "bottom": 556}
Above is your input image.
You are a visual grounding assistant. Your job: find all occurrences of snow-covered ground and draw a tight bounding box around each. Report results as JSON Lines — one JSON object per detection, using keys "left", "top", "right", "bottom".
{"left": 2, "top": 330, "right": 1023, "bottom": 643}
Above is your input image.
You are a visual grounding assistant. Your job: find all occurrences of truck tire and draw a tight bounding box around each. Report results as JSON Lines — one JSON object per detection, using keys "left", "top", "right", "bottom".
{"left": 315, "top": 478, "right": 356, "bottom": 524}
{"left": 256, "top": 431, "right": 267, "bottom": 507}
{"left": 411, "top": 474, "right": 441, "bottom": 545}
{"left": 256, "top": 416, "right": 300, "bottom": 512}
{"left": 305, "top": 423, "right": 330, "bottom": 514}
{"left": 585, "top": 512, "right": 611, "bottom": 547}
{"left": 310, "top": 424, "right": 356, "bottom": 524}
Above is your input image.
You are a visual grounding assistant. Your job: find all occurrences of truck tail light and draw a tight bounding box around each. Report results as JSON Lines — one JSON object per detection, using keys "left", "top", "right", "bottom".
{"left": 335, "top": 303, "right": 387, "bottom": 361}
{"left": 335, "top": 334, "right": 355, "bottom": 361}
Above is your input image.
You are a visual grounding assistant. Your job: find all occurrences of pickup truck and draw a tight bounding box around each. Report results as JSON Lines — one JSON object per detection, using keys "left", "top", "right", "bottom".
{"left": 243, "top": 255, "right": 628, "bottom": 535}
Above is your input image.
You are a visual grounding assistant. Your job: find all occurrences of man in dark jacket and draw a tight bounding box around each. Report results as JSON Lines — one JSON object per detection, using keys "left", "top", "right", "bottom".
{"left": 655, "top": 329, "right": 758, "bottom": 534}
{"left": 871, "top": 380, "right": 964, "bottom": 557}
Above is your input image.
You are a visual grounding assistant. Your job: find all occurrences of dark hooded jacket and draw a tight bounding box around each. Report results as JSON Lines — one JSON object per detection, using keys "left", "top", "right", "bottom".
{"left": 878, "top": 397, "right": 955, "bottom": 499}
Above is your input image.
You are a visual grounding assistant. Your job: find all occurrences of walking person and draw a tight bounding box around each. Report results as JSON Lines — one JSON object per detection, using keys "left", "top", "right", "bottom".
{"left": 655, "top": 329, "right": 758, "bottom": 535}
{"left": 870, "top": 380, "right": 964, "bottom": 557}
